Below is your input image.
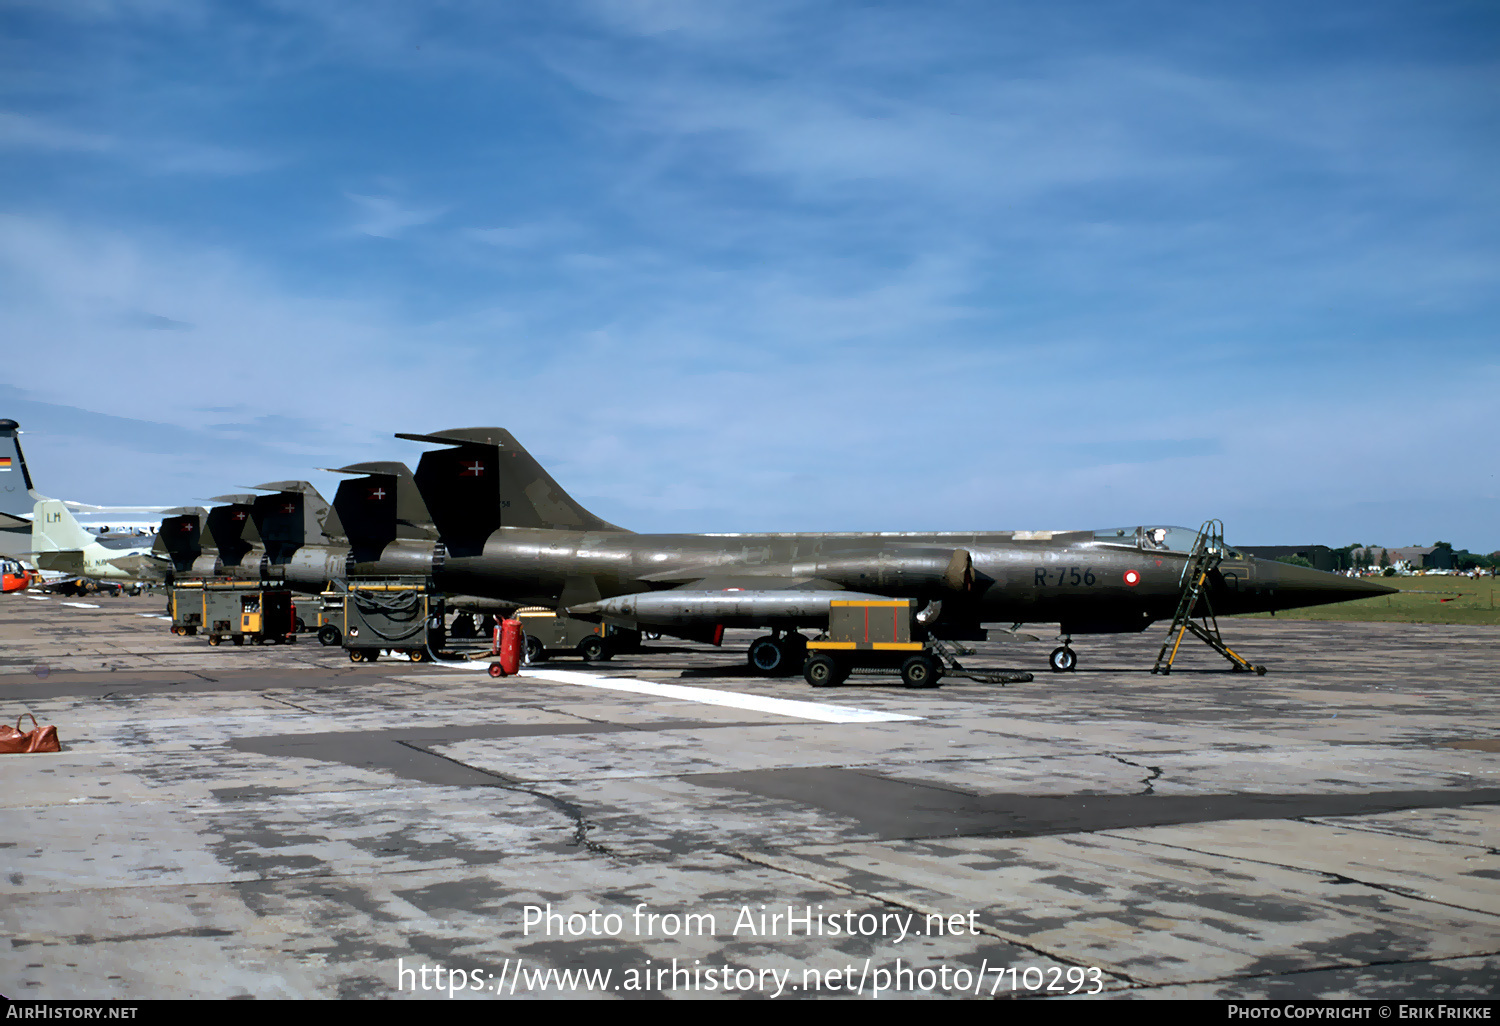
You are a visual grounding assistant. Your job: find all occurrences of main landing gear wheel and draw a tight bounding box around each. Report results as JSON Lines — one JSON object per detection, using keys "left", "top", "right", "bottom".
{"left": 1049, "top": 646, "right": 1077, "bottom": 673}
{"left": 803, "top": 653, "right": 845, "bottom": 688}
{"left": 748, "top": 636, "right": 784, "bottom": 675}
{"left": 900, "top": 654, "right": 941, "bottom": 689}
{"left": 317, "top": 625, "right": 341, "bottom": 647}
{"left": 749, "top": 635, "right": 803, "bottom": 676}
{"left": 578, "top": 636, "right": 610, "bottom": 662}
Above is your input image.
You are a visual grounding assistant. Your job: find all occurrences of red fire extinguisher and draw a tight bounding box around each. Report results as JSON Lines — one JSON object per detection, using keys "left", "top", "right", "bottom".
{"left": 488, "top": 619, "right": 523, "bottom": 678}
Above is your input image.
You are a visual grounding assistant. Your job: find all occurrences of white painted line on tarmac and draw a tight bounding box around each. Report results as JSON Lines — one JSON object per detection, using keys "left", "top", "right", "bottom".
{"left": 60, "top": 601, "right": 101, "bottom": 609}
{"left": 429, "top": 662, "right": 920, "bottom": 724}
{"left": 27, "top": 595, "right": 50, "bottom": 601}
{"left": 136, "top": 613, "right": 173, "bottom": 619}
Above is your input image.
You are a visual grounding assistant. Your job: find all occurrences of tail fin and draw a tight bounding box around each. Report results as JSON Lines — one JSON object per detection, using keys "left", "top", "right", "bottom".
{"left": 32, "top": 499, "right": 94, "bottom": 553}
{"left": 247, "top": 482, "right": 340, "bottom": 564}
{"left": 0, "top": 420, "right": 48, "bottom": 520}
{"left": 250, "top": 481, "right": 342, "bottom": 542}
{"left": 158, "top": 507, "right": 207, "bottom": 572}
{"left": 327, "top": 461, "right": 434, "bottom": 563}
{"left": 206, "top": 496, "right": 260, "bottom": 568}
{"left": 396, "top": 427, "right": 628, "bottom": 556}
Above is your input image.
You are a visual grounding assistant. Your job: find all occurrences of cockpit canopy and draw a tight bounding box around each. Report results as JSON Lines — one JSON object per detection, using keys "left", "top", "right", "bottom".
{"left": 1092, "top": 526, "right": 1245, "bottom": 559}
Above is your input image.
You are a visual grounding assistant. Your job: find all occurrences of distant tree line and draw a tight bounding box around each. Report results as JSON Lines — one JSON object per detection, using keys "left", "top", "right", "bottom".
{"left": 1312, "top": 542, "right": 1499, "bottom": 572}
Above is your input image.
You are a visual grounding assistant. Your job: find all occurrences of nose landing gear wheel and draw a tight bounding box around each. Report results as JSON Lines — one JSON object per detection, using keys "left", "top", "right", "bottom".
{"left": 1049, "top": 646, "right": 1077, "bottom": 672}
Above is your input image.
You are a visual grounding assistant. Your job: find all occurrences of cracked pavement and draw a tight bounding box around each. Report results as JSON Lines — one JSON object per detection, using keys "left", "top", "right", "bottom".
{"left": 1, "top": 591, "right": 1497, "bottom": 999}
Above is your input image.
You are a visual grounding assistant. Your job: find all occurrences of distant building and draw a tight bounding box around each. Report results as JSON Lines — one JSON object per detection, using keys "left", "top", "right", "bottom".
{"left": 1359, "top": 546, "right": 1440, "bottom": 570}
{"left": 1239, "top": 545, "right": 1336, "bottom": 572}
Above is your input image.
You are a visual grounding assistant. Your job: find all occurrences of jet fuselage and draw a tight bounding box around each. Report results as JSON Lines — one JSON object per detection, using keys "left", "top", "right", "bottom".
{"left": 430, "top": 525, "right": 1390, "bottom": 635}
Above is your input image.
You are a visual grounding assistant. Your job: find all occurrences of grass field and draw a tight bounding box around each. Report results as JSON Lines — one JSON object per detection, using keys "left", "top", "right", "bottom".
{"left": 1234, "top": 573, "right": 1500, "bottom": 626}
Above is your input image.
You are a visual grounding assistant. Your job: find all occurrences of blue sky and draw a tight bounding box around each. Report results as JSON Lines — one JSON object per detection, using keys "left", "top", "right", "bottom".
{"left": 2, "top": 0, "right": 1496, "bottom": 549}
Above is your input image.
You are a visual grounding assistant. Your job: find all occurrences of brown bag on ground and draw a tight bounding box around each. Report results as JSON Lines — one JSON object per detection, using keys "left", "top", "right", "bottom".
{"left": 0, "top": 713, "right": 61, "bottom": 754}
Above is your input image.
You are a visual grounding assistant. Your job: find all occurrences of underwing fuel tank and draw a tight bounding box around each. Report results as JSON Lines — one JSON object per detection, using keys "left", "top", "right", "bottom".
{"left": 569, "top": 589, "right": 890, "bottom": 629}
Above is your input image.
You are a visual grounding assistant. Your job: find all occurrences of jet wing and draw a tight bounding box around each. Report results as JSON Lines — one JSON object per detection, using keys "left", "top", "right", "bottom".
{"left": 60, "top": 502, "right": 173, "bottom": 514}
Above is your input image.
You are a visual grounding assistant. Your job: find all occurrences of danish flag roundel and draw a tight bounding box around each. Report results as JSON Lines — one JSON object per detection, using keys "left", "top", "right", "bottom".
{"left": 1123, "top": 570, "right": 1141, "bottom": 587}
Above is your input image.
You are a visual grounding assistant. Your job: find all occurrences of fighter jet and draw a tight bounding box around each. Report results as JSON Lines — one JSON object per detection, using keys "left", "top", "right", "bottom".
{"left": 155, "top": 465, "right": 519, "bottom": 643}
{"left": 149, "top": 481, "right": 347, "bottom": 588}
{"left": 392, "top": 428, "right": 1396, "bottom": 675}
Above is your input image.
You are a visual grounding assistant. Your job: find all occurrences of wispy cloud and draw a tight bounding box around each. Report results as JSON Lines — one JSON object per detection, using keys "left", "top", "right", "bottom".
{"left": 0, "top": 2, "right": 1495, "bottom": 548}
{"left": 345, "top": 192, "right": 449, "bottom": 238}
{"left": 0, "top": 112, "right": 112, "bottom": 153}
{"left": 0, "top": 111, "right": 275, "bottom": 176}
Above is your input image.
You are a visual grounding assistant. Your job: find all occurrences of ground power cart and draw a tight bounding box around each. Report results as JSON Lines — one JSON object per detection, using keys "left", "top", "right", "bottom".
{"left": 312, "top": 589, "right": 344, "bottom": 646}
{"left": 342, "top": 579, "right": 445, "bottom": 663}
{"left": 168, "top": 581, "right": 206, "bottom": 636}
{"left": 514, "top": 607, "right": 641, "bottom": 662}
{"left": 171, "top": 581, "right": 297, "bottom": 646}
{"left": 803, "top": 599, "right": 1033, "bottom": 689}
{"left": 804, "top": 599, "right": 943, "bottom": 688}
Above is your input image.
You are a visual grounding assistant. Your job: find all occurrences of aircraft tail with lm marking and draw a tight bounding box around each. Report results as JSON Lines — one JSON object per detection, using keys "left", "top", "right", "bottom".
{"left": 31, "top": 499, "right": 93, "bottom": 554}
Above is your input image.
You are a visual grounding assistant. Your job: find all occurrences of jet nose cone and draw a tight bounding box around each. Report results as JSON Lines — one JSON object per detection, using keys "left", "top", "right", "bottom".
{"left": 1255, "top": 559, "right": 1397, "bottom": 609}
{"left": 1349, "top": 575, "right": 1400, "bottom": 598}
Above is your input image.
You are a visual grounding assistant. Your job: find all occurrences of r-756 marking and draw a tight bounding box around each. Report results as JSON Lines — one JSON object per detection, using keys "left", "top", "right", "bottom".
{"left": 1034, "top": 567, "right": 1098, "bottom": 586}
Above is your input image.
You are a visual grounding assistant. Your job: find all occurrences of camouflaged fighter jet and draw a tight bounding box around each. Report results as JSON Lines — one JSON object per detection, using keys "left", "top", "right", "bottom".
{"left": 393, "top": 428, "right": 1396, "bottom": 675}
{"left": 137, "top": 483, "right": 343, "bottom": 591}
{"left": 153, "top": 465, "right": 517, "bottom": 642}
